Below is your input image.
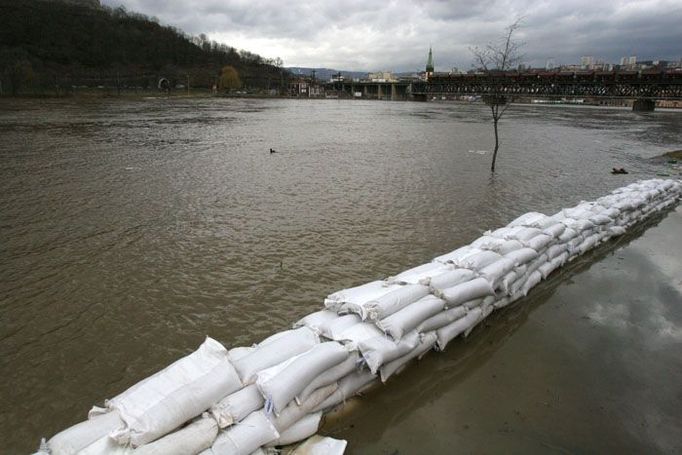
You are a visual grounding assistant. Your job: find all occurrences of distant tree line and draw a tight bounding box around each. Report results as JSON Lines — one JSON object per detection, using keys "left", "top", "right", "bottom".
{"left": 0, "top": 0, "right": 289, "bottom": 96}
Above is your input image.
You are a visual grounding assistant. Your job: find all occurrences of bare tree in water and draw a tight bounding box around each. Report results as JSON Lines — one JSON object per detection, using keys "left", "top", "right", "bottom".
{"left": 471, "top": 19, "right": 524, "bottom": 172}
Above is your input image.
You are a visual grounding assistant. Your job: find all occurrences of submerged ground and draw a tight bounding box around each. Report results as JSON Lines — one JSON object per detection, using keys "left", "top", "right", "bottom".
{"left": 0, "top": 98, "right": 680, "bottom": 453}
{"left": 326, "top": 206, "right": 682, "bottom": 454}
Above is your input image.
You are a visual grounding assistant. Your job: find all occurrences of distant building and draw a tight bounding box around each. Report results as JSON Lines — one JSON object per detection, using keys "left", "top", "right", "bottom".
{"left": 580, "top": 56, "right": 595, "bottom": 68}
{"left": 329, "top": 73, "right": 344, "bottom": 83}
{"left": 289, "top": 77, "right": 323, "bottom": 98}
{"left": 368, "top": 71, "right": 397, "bottom": 82}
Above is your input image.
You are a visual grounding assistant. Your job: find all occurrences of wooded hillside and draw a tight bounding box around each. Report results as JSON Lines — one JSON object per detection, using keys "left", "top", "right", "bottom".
{"left": 0, "top": 0, "right": 288, "bottom": 95}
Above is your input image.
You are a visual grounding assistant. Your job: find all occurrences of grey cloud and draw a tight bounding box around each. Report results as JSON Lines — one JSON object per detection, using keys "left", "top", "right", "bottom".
{"left": 101, "top": 0, "right": 682, "bottom": 71}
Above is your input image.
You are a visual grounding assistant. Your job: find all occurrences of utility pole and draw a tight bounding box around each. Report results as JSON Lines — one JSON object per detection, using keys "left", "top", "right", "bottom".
{"left": 186, "top": 74, "right": 190, "bottom": 96}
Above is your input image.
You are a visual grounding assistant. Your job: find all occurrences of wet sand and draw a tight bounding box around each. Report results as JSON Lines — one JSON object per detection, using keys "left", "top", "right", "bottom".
{"left": 323, "top": 205, "right": 682, "bottom": 454}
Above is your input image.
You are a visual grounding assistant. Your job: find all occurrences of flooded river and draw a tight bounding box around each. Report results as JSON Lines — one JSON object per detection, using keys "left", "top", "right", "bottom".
{"left": 1, "top": 98, "right": 681, "bottom": 453}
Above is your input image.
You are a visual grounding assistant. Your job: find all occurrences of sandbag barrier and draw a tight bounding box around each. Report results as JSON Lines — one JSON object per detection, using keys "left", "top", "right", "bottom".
{"left": 36, "top": 179, "right": 681, "bottom": 455}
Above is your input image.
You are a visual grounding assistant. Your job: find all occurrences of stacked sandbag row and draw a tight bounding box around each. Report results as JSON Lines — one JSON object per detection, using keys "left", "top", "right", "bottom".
{"left": 37, "top": 179, "right": 680, "bottom": 455}
{"left": 300, "top": 179, "right": 681, "bottom": 370}
{"left": 39, "top": 329, "right": 349, "bottom": 455}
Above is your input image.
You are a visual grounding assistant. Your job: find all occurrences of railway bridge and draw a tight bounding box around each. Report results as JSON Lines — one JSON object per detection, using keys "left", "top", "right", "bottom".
{"left": 411, "top": 70, "right": 682, "bottom": 111}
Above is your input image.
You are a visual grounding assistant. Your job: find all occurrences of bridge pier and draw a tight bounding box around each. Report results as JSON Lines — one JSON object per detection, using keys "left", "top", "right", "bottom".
{"left": 632, "top": 99, "right": 655, "bottom": 112}
{"left": 391, "top": 84, "right": 397, "bottom": 101}
{"left": 377, "top": 84, "right": 382, "bottom": 100}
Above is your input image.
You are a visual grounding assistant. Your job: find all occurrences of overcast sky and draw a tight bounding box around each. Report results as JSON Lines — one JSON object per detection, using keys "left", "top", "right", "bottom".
{"left": 101, "top": 0, "right": 682, "bottom": 72}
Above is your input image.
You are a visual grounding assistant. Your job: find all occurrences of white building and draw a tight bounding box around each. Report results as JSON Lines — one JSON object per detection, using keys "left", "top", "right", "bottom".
{"left": 368, "top": 71, "right": 397, "bottom": 82}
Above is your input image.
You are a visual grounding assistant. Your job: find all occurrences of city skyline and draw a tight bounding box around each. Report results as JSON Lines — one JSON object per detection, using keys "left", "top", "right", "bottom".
{"left": 100, "top": 0, "right": 682, "bottom": 72}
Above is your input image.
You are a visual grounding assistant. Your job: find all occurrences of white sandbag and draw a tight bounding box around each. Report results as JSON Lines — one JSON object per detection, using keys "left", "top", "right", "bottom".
{"left": 559, "top": 217, "right": 595, "bottom": 233}
{"left": 539, "top": 252, "right": 570, "bottom": 279}
{"left": 417, "top": 305, "right": 468, "bottom": 333}
{"left": 428, "top": 268, "right": 477, "bottom": 291}
{"left": 542, "top": 222, "right": 566, "bottom": 239}
{"left": 228, "top": 347, "right": 256, "bottom": 363}
{"left": 324, "top": 281, "right": 399, "bottom": 311}
{"left": 509, "top": 270, "right": 530, "bottom": 296}
{"left": 211, "top": 411, "right": 279, "bottom": 455}
{"left": 609, "top": 226, "right": 626, "bottom": 236}
{"left": 257, "top": 332, "right": 286, "bottom": 346}
{"left": 311, "top": 370, "right": 378, "bottom": 413}
{"left": 498, "top": 270, "right": 518, "bottom": 295}
{"left": 296, "top": 353, "right": 360, "bottom": 405}
{"left": 432, "top": 245, "right": 479, "bottom": 264}
{"left": 485, "top": 226, "right": 513, "bottom": 239}
{"left": 256, "top": 342, "right": 349, "bottom": 416}
{"left": 335, "top": 322, "right": 384, "bottom": 349}
{"left": 464, "top": 301, "right": 494, "bottom": 337}
{"left": 526, "top": 253, "right": 549, "bottom": 276}
{"left": 266, "top": 412, "right": 322, "bottom": 447}
{"left": 358, "top": 330, "right": 421, "bottom": 374}
{"left": 546, "top": 244, "right": 567, "bottom": 260}
{"left": 589, "top": 213, "right": 613, "bottom": 225}
{"left": 270, "top": 384, "right": 338, "bottom": 433}
{"left": 375, "top": 295, "right": 446, "bottom": 341}
{"left": 558, "top": 227, "right": 579, "bottom": 243}
{"left": 526, "top": 233, "right": 554, "bottom": 251}
{"left": 508, "top": 212, "right": 557, "bottom": 229}
{"left": 435, "top": 277, "right": 494, "bottom": 307}
{"left": 521, "top": 270, "right": 543, "bottom": 296}
{"left": 210, "top": 385, "right": 264, "bottom": 428}
{"left": 387, "top": 262, "right": 451, "bottom": 285}
{"left": 470, "top": 235, "right": 508, "bottom": 250}
{"left": 566, "top": 236, "right": 583, "bottom": 255}
{"left": 47, "top": 410, "right": 124, "bottom": 455}
{"left": 562, "top": 205, "right": 594, "bottom": 220}
{"left": 601, "top": 207, "right": 621, "bottom": 219}
{"left": 505, "top": 226, "right": 544, "bottom": 242}
{"left": 464, "top": 297, "right": 484, "bottom": 310}
{"left": 319, "top": 314, "right": 362, "bottom": 340}
{"left": 478, "top": 257, "right": 515, "bottom": 289}
{"left": 379, "top": 331, "right": 437, "bottom": 382}
{"left": 77, "top": 435, "right": 132, "bottom": 455}
{"left": 291, "top": 435, "right": 347, "bottom": 455}
{"left": 233, "top": 327, "right": 319, "bottom": 384}
{"left": 493, "top": 296, "right": 511, "bottom": 309}
{"left": 293, "top": 310, "right": 339, "bottom": 335}
{"left": 346, "top": 284, "right": 430, "bottom": 321}
{"left": 435, "top": 307, "right": 483, "bottom": 351}
{"left": 577, "top": 233, "right": 600, "bottom": 255}
{"left": 452, "top": 250, "right": 502, "bottom": 270}
{"left": 494, "top": 239, "right": 526, "bottom": 255}
{"left": 104, "top": 337, "right": 242, "bottom": 447}
{"left": 135, "top": 416, "right": 218, "bottom": 455}
{"left": 504, "top": 247, "right": 538, "bottom": 266}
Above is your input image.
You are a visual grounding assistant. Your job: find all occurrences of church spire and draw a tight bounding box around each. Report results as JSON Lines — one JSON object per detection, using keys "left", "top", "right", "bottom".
{"left": 426, "top": 46, "right": 434, "bottom": 73}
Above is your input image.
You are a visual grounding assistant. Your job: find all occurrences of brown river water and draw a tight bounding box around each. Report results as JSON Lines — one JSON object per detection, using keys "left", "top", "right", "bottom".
{"left": 1, "top": 98, "right": 681, "bottom": 454}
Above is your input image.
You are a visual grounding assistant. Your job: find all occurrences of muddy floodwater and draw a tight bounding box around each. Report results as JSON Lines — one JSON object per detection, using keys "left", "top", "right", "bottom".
{"left": 1, "top": 98, "right": 681, "bottom": 454}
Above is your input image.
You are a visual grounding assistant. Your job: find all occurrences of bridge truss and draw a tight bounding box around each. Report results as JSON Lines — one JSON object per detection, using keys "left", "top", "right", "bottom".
{"left": 412, "top": 71, "right": 682, "bottom": 100}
